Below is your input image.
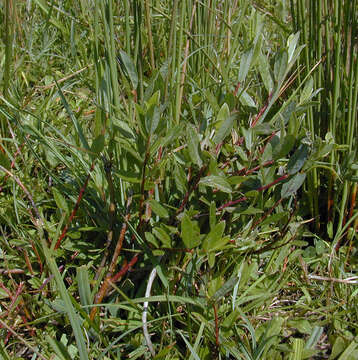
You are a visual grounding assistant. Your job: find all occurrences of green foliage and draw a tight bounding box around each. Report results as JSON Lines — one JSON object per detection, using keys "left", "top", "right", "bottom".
{"left": 0, "top": 0, "right": 356, "bottom": 359}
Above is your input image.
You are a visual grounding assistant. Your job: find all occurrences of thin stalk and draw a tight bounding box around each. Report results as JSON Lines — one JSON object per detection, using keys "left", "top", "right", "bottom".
{"left": 333, "top": 0, "right": 345, "bottom": 237}
{"left": 144, "top": 0, "right": 155, "bottom": 70}
{"left": 101, "top": 0, "right": 121, "bottom": 111}
{"left": 124, "top": 0, "right": 131, "bottom": 55}
{"left": 347, "top": 3, "right": 358, "bottom": 226}
{"left": 3, "top": 0, "right": 14, "bottom": 101}
{"left": 177, "top": 1, "right": 197, "bottom": 122}
{"left": 134, "top": 0, "right": 144, "bottom": 101}
{"left": 164, "top": 0, "right": 179, "bottom": 103}
{"left": 174, "top": 0, "right": 186, "bottom": 123}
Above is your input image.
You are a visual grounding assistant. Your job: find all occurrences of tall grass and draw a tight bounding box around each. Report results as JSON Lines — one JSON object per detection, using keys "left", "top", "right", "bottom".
{"left": 291, "top": 0, "right": 358, "bottom": 248}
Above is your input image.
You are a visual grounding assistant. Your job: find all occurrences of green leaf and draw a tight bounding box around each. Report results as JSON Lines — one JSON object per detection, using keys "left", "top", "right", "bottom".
{"left": 40, "top": 242, "right": 89, "bottom": 360}
{"left": 289, "top": 338, "right": 304, "bottom": 360}
{"left": 177, "top": 331, "right": 201, "bottom": 360}
{"left": 272, "top": 135, "right": 295, "bottom": 159}
{"left": 208, "top": 252, "right": 216, "bottom": 268}
{"left": 46, "top": 335, "right": 73, "bottom": 360}
{"left": 287, "top": 319, "right": 312, "bottom": 335}
{"left": 52, "top": 187, "right": 69, "bottom": 214}
{"left": 202, "top": 221, "right": 227, "bottom": 252}
{"left": 214, "top": 103, "right": 230, "bottom": 130}
{"left": 209, "top": 201, "right": 216, "bottom": 230}
{"left": 281, "top": 173, "right": 306, "bottom": 199}
{"left": 214, "top": 113, "right": 236, "bottom": 145}
{"left": 260, "top": 211, "right": 289, "bottom": 227}
{"left": 213, "top": 103, "right": 235, "bottom": 144}
{"left": 200, "top": 175, "right": 232, "bottom": 193}
{"left": 258, "top": 52, "right": 274, "bottom": 93}
{"left": 287, "top": 32, "right": 300, "bottom": 63}
{"left": 210, "top": 275, "right": 239, "bottom": 303}
{"left": 238, "top": 47, "right": 254, "bottom": 83}
{"left": 305, "top": 326, "right": 324, "bottom": 349}
{"left": 118, "top": 50, "right": 138, "bottom": 89}
{"left": 33, "top": 0, "right": 67, "bottom": 34}
{"left": 242, "top": 127, "right": 253, "bottom": 151}
{"left": 207, "top": 276, "right": 224, "bottom": 298}
{"left": 148, "top": 199, "right": 169, "bottom": 219}
{"left": 274, "top": 49, "right": 288, "bottom": 85}
{"left": 153, "top": 227, "right": 171, "bottom": 247}
{"left": 145, "top": 90, "right": 161, "bottom": 135}
{"left": 55, "top": 81, "right": 90, "bottom": 151}
{"left": 300, "top": 76, "right": 314, "bottom": 103}
{"left": 331, "top": 336, "right": 348, "bottom": 359}
{"left": 76, "top": 266, "right": 92, "bottom": 314}
{"left": 0, "top": 152, "right": 10, "bottom": 169}
{"left": 204, "top": 90, "right": 220, "bottom": 112}
{"left": 239, "top": 91, "right": 257, "bottom": 108}
{"left": 181, "top": 213, "right": 201, "bottom": 249}
{"left": 337, "top": 339, "right": 358, "bottom": 360}
{"left": 287, "top": 144, "right": 309, "bottom": 174}
{"left": 90, "top": 134, "right": 105, "bottom": 155}
{"left": 186, "top": 124, "right": 202, "bottom": 167}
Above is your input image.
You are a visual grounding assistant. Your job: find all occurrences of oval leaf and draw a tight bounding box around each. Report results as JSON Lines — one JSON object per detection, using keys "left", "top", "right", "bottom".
{"left": 287, "top": 144, "right": 309, "bottom": 174}
{"left": 200, "top": 175, "right": 232, "bottom": 193}
{"left": 148, "top": 199, "right": 169, "bottom": 219}
{"left": 181, "top": 214, "right": 201, "bottom": 249}
{"left": 186, "top": 124, "right": 202, "bottom": 167}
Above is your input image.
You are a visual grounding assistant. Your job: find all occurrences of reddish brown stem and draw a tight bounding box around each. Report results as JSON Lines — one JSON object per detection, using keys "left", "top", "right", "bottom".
{"left": 212, "top": 303, "right": 220, "bottom": 347}
{"left": 233, "top": 82, "right": 241, "bottom": 96}
{"left": 111, "top": 254, "right": 139, "bottom": 283}
{"left": 251, "top": 197, "right": 284, "bottom": 231}
{"left": 256, "top": 174, "right": 289, "bottom": 192}
{"left": 22, "top": 249, "right": 34, "bottom": 275}
{"left": 217, "top": 196, "right": 249, "bottom": 211}
{"left": 54, "top": 161, "right": 95, "bottom": 250}
{"left": 9, "top": 282, "right": 24, "bottom": 313}
{"left": 30, "top": 239, "right": 43, "bottom": 274}
{"left": 0, "top": 135, "right": 30, "bottom": 193}
{"left": 250, "top": 91, "right": 273, "bottom": 128}
{"left": 218, "top": 174, "right": 289, "bottom": 211}
{"left": 177, "top": 165, "right": 207, "bottom": 214}
{"left": 90, "top": 212, "right": 130, "bottom": 321}
{"left": 0, "top": 269, "right": 24, "bottom": 275}
{"left": 348, "top": 184, "right": 357, "bottom": 221}
{"left": 234, "top": 160, "right": 275, "bottom": 176}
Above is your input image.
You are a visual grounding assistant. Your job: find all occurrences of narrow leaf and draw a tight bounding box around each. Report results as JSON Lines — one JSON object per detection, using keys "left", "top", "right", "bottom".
{"left": 238, "top": 47, "right": 254, "bottom": 83}
{"left": 281, "top": 173, "right": 306, "bottom": 199}
{"left": 118, "top": 50, "right": 138, "bottom": 89}
{"left": 52, "top": 188, "right": 69, "bottom": 214}
{"left": 186, "top": 124, "right": 202, "bottom": 167}
{"left": 258, "top": 52, "right": 274, "bottom": 93}
{"left": 77, "top": 266, "right": 92, "bottom": 314}
{"left": 55, "top": 81, "right": 90, "bottom": 151}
